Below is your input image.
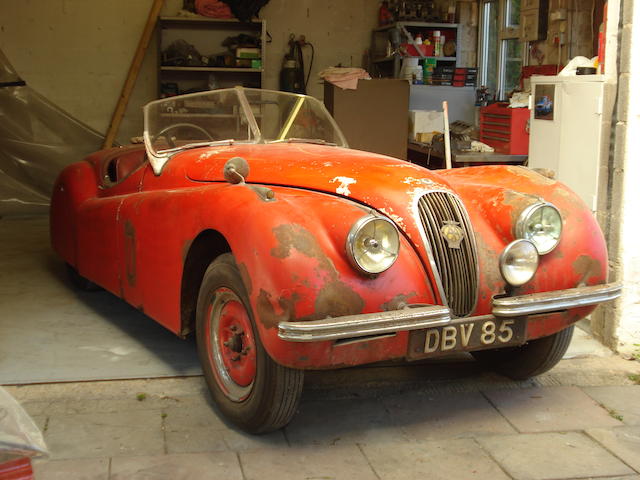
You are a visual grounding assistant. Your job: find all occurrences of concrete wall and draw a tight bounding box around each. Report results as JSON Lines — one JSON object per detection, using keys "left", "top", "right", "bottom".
{"left": 0, "top": 0, "right": 379, "bottom": 145}
{"left": 593, "top": 0, "right": 640, "bottom": 357}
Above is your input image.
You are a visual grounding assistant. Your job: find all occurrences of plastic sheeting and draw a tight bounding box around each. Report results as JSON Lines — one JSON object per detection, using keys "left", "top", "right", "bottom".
{"left": 0, "top": 387, "right": 48, "bottom": 463}
{"left": 0, "top": 49, "right": 104, "bottom": 216}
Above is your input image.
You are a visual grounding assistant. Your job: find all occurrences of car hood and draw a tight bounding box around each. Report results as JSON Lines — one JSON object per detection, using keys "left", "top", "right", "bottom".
{"left": 183, "top": 143, "right": 454, "bottom": 225}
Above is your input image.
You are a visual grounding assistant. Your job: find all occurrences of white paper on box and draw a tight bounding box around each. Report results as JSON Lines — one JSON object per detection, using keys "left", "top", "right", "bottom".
{"left": 409, "top": 110, "right": 444, "bottom": 139}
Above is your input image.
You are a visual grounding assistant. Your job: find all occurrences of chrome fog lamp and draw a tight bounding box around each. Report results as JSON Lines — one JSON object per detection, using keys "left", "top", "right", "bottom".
{"left": 515, "top": 202, "right": 562, "bottom": 254}
{"left": 347, "top": 215, "right": 400, "bottom": 274}
{"left": 499, "top": 239, "right": 539, "bottom": 287}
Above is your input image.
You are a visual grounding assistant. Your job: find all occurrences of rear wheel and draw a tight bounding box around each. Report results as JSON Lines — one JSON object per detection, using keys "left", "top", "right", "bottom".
{"left": 195, "top": 253, "right": 304, "bottom": 433}
{"left": 471, "top": 325, "right": 574, "bottom": 380}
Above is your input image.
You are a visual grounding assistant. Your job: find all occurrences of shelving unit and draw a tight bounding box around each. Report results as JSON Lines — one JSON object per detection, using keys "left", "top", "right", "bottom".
{"left": 157, "top": 16, "right": 266, "bottom": 97}
{"left": 370, "top": 21, "right": 460, "bottom": 79}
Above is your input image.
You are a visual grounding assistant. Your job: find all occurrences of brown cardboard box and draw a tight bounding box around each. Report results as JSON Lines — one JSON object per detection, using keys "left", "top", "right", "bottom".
{"left": 324, "top": 79, "right": 409, "bottom": 160}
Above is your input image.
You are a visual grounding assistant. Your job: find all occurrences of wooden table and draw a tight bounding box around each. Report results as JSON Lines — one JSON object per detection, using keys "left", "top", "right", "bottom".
{"left": 407, "top": 141, "right": 528, "bottom": 169}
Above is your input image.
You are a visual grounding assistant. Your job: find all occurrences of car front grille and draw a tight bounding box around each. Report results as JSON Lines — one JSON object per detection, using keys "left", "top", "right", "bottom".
{"left": 416, "top": 191, "right": 478, "bottom": 317}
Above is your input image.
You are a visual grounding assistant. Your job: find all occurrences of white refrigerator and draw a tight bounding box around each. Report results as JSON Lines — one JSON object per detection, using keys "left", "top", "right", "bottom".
{"left": 528, "top": 75, "right": 614, "bottom": 212}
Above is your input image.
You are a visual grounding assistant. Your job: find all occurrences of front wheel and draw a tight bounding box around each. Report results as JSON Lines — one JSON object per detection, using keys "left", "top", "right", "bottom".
{"left": 471, "top": 325, "right": 574, "bottom": 380}
{"left": 195, "top": 254, "right": 304, "bottom": 433}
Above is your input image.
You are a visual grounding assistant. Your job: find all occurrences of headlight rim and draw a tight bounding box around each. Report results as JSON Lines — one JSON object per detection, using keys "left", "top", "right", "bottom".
{"left": 346, "top": 214, "right": 400, "bottom": 275}
{"left": 499, "top": 238, "right": 539, "bottom": 287}
{"left": 515, "top": 201, "right": 563, "bottom": 255}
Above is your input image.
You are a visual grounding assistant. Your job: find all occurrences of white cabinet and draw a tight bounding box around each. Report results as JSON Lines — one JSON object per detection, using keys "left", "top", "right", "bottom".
{"left": 528, "top": 75, "right": 613, "bottom": 212}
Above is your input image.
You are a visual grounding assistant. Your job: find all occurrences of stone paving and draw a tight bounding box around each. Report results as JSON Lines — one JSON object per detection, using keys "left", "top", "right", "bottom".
{"left": 7, "top": 355, "right": 640, "bottom": 480}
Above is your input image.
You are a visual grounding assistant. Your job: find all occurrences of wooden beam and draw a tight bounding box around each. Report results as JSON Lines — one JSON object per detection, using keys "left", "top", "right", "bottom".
{"left": 102, "top": 0, "right": 164, "bottom": 149}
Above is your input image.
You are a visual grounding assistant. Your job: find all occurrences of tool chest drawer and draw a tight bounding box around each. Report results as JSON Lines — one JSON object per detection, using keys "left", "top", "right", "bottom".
{"left": 479, "top": 103, "right": 530, "bottom": 155}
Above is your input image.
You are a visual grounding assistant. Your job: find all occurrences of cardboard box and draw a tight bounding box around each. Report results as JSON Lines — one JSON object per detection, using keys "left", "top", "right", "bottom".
{"left": 409, "top": 110, "right": 444, "bottom": 139}
{"left": 324, "top": 79, "right": 409, "bottom": 160}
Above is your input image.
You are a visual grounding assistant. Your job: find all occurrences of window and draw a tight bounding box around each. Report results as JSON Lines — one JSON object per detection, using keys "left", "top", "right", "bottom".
{"left": 479, "top": 0, "right": 523, "bottom": 100}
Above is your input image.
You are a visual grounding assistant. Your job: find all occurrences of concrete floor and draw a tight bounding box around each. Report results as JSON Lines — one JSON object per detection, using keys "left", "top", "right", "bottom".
{"left": 0, "top": 216, "right": 200, "bottom": 384}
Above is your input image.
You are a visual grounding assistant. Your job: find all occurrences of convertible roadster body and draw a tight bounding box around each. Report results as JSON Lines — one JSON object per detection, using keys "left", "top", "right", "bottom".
{"left": 51, "top": 87, "right": 620, "bottom": 432}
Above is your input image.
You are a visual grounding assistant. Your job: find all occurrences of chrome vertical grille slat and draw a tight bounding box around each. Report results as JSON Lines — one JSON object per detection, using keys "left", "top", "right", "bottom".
{"left": 416, "top": 191, "right": 478, "bottom": 317}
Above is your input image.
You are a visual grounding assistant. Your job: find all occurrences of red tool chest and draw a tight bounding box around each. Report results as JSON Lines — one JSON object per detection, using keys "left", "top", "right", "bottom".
{"left": 479, "top": 103, "right": 530, "bottom": 155}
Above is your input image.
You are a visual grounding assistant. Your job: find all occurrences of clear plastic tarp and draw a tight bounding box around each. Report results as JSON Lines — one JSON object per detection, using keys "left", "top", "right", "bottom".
{"left": 0, "top": 49, "right": 103, "bottom": 216}
{"left": 0, "top": 387, "right": 48, "bottom": 464}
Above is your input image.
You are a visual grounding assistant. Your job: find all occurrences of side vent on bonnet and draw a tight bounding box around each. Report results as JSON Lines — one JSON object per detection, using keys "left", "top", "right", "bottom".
{"left": 416, "top": 191, "right": 479, "bottom": 317}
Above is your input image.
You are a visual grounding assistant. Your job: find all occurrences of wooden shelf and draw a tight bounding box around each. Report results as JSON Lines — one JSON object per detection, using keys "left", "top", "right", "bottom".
{"left": 159, "top": 16, "right": 263, "bottom": 26}
{"left": 373, "top": 56, "right": 456, "bottom": 64}
{"left": 374, "top": 21, "right": 459, "bottom": 32}
{"left": 160, "top": 66, "right": 263, "bottom": 73}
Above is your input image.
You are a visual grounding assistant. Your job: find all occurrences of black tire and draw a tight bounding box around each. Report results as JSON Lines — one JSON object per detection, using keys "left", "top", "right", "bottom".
{"left": 66, "top": 263, "right": 100, "bottom": 291}
{"left": 195, "top": 253, "right": 304, "bottom": 433}
{"left": 471, "top": 325, "right": 574, "bottom": 380}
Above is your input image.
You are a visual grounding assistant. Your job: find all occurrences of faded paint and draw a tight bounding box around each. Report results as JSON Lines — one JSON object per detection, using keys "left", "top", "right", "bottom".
{"left": 330, "top": 176, "right": 356, "bottom": 196}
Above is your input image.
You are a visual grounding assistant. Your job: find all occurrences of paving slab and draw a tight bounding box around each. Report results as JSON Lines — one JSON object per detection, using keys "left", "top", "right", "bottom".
{"left": 32, "top": 457, "right": 110, "bottom": 480}
{"left": 584, "top": 385, "right": 640, "bottom": 425}
{"left": 483, "top": 385, "right": 623, "bottom": 432}
{"left": 284, "top": 397, "right": 406, "bottom": 446}
{"left": 162, "top": 396, "right": 228, "bottom": 431}
{"left": 381, "top": 391, "right": 517, "bottom": 441}
{"left": 110, "top": 452, "right": 242, "bottom": 480}
{"left": 240, "top": 445, "right": 378, "bottom": 480}
{"left": 477, "top": 432, "right": 635, "bottom": 480}
{"left": 361, "top": 438, "right": 510, "bottom": 480}
{"left": 44, "top": 410, "right": 164, "bottom": 460}
{"left": 165, "top": 426, "right": 287, "bottom": 454}
{"left": 587, "top": 426, "right": 640, "bottom": 472}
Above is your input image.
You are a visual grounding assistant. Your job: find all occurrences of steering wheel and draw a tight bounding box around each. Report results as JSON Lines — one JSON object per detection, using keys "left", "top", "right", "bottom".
{"left": 156, "top": 123, "right": 214, "bottom": 148}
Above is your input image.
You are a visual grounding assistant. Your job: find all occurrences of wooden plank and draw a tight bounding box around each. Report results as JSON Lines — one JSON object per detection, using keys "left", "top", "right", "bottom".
{"left": 102, "top": 0, "right": 164, "bottom": 149}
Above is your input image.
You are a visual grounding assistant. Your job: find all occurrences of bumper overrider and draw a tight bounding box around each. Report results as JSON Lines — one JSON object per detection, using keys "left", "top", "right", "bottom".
{"left": 277, "top": 283, "right": 622, "bottom": 342}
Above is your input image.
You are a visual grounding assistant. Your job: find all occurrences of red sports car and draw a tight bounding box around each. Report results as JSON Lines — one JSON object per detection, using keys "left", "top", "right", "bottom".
{"left": 50, "top": 87, "right": 621, "bottom": 433}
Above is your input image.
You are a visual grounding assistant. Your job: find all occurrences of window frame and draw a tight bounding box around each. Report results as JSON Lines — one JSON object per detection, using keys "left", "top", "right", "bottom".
{"left": 478, "top": 0, "right": 524, "bottom": 100}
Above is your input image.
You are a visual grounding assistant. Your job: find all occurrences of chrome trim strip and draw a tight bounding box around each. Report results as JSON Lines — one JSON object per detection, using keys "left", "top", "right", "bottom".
{"left": 277, "top": 305, "right": 451, "bottom": 342}
{"left": 492, "top": 282, "right": 622, "bottom": 317}
{"left": 277, "top": 283, "right": 622, "bottom": 343}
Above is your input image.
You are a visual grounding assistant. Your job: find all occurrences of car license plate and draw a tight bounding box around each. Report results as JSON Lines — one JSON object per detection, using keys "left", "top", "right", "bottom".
{"left": 407, "top": 316, "right": 527, "bottom": 359}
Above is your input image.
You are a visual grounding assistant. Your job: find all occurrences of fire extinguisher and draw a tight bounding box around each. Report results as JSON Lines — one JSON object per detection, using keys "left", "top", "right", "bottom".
{"left": 280, "top": 34, "right": 314, "bottom": 94}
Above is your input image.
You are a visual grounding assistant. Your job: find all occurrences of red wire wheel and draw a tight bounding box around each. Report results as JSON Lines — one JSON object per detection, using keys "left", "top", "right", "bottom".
{"left": 205, "top": 287, "right": 257, "bottom": 401}
{"left": 196, "top": 254, "right": 304, "bottom": 433}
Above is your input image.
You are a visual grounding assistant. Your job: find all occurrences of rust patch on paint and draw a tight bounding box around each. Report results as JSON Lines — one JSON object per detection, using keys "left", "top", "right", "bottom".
{"left": 124, "top": 220, "right": 136, "bottom": 286}
{"left": 310, "top": 280, "right": 365, "bottom": 320}
{"left": 263, "top": 224, "right": 366, "bottom": 325}
{"left": 501, "top": 190, "right": 541, "bottom": 224}
{"left": 505, "top": 165, "right": 556, "bottom": 186}
{"left": 572, "top": 255, "right": 603, "bottom": 285}
{"left": 381, "top": 292, "right": 416, "bottom": 311}
{"left": 270, "top": 224, "right": 338, "bottom": 276}
{"left": 256, "top": 289, "right": 300, "bottom": 329}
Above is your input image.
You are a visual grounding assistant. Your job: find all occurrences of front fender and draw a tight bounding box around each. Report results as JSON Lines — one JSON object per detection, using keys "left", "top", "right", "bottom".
{"left": 221, "top": 185, "right": 438, "bottom": 368}
{"left": 441, "top": 165, "right": 608, "bottom": 318}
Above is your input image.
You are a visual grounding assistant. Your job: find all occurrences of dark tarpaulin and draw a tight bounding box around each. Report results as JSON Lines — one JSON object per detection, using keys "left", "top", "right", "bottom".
{"left": 220, "top": 0, "right": 270, "bottom": 22}
{"left": 0, "top": 49, "right": 103, "bottom": 216}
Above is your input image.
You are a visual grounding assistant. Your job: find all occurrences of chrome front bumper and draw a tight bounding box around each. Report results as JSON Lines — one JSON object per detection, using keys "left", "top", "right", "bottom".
{"left": 277, "top": 282, "right": 622, "bottom": 342}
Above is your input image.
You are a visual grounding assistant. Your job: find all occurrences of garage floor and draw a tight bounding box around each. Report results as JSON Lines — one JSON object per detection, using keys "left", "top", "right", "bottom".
{"left": 0, "top": 216, "right": 200, "bottom": 384}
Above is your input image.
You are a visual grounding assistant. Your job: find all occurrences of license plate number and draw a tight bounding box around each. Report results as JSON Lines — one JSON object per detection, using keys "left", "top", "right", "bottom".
{"left": 408, "top": 317, "right": 526, "bottom": 359}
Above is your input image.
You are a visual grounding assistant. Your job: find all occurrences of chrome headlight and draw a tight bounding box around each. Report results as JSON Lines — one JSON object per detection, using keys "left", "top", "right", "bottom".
{"left": 347, "top": 215, "right": 400, "bottom": 274}
{"left": 515, "top": 202, "right": 562, "bottom": 254}
{"left": 499, "top": 239, "right": 539, "bottom": 286}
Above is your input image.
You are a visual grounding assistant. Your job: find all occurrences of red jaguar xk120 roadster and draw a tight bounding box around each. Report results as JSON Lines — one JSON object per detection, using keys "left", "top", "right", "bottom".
{"left": 50, "top": 87, "right": 621, "bottom": 433}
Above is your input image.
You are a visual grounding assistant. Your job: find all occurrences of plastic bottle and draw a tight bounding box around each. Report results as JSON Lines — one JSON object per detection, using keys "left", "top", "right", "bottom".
{"left": 433, "top": 31, "right": 440, "bottom": 56}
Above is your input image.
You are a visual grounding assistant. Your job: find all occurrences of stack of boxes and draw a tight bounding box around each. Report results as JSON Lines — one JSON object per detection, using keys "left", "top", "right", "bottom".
{"left": 452, "top": 68, "right": 477, "bottom": 87}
